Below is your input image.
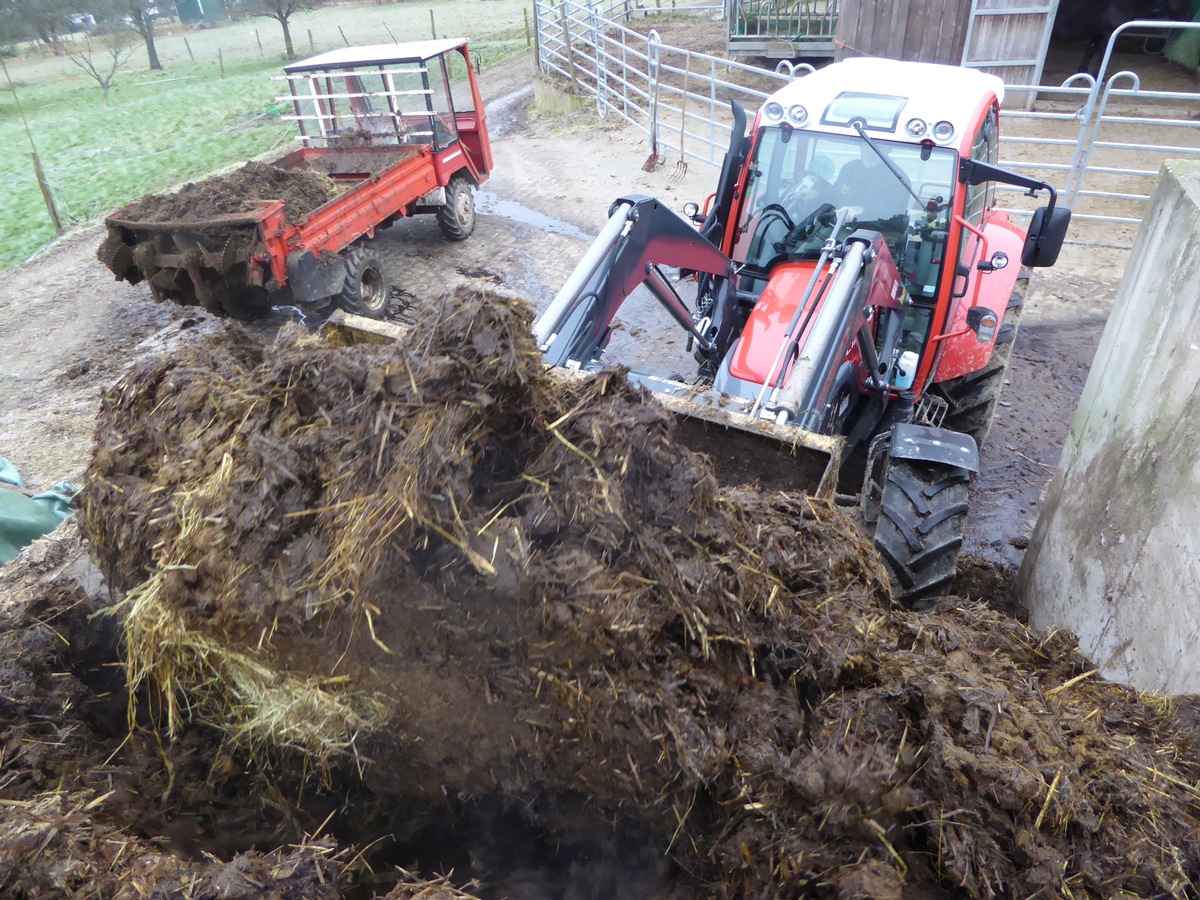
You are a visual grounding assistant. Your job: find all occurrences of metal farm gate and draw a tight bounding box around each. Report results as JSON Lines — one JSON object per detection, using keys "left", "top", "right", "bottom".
{"left": 535, "top": 2, "right": 1200, "bottom": 250}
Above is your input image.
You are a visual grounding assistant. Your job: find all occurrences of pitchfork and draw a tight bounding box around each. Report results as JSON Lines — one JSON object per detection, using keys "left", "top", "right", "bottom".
{"left": 672, "top": 51, "right": 693, "bottom": 182}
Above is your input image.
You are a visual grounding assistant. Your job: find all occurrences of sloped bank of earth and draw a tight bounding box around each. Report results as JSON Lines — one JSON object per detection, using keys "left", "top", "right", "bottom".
{"left": 60, "top": 287, "right": 1200, "bottom": 898}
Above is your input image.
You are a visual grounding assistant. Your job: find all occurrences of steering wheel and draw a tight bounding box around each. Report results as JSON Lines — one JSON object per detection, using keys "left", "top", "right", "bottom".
{"left": 776, "top": 202, "right": 837, "bottom": 254}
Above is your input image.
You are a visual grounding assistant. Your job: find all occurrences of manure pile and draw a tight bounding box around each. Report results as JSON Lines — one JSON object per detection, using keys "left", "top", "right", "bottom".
{"left": 113, "top": 160, "right": 342, "bottom": 224}
{"left": 75, "top": 290, "right": 1200, "bottom": 898}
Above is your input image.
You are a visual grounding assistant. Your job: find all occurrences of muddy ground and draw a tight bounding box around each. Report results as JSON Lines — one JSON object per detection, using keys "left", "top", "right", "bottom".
{"left": 0, "top": 42, "right": 1176, "bottom": 899}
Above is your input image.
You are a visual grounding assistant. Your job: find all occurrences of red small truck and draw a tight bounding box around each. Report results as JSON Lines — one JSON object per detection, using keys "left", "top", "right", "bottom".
{"left": 99, "top": 39, "right": 492, "bottom": 320}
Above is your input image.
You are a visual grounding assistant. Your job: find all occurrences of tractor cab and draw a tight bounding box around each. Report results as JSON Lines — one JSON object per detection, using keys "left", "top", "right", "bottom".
{"left": 280, "top": 39, "right": 492, "bottom": 184}
{"left": 723, "top": 58, "right": 1068, "bottom": 410}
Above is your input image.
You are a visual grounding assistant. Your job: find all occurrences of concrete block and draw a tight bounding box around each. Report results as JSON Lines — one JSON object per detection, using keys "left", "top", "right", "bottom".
{"left": 1018, "top": 161, "right": 1200, "bottom": 695}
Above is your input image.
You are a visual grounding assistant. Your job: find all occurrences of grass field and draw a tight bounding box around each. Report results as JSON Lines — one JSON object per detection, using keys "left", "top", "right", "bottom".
{"left": 0, "top": 0, "right": 532, "bottom": 272}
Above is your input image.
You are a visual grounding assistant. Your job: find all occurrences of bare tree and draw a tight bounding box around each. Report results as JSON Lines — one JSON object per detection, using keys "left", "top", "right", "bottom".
{"left": 123, "top": 2, "right": 162, "bottom": 71}
{"left": 243, "top": 0, "right": 324, "bottom": 61}
{"left": 64, "top": 27, "right": 136, "bottom": 106}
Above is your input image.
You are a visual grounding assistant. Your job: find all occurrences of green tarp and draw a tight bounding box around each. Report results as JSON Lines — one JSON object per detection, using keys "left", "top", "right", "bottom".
{"left": 0, "top": 458, "right": 76, "bottom": 564}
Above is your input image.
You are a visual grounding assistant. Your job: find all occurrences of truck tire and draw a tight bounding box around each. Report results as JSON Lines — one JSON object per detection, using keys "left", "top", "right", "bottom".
{"left": 933, "top": 287, "right": 1024, "bottom": 448}
{"left": 338, "top": 246, "right": 393, "bottom": 320}
{"left": 873, "top": 458, "right": 970, "bottom": 603}
{"left": 438, "top": 176, "right": 476, "bottom": 241}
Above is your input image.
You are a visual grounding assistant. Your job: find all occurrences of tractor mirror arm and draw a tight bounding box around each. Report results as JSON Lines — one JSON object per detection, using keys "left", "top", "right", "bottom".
{"left": 958, "top": 159, "right": 1058, "bottom": 213}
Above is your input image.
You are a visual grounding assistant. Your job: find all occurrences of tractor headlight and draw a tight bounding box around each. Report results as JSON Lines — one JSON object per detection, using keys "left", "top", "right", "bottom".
{"left": 787, "top": 104, "right": 808, "bottom": 126}
{"left": 932, "top": 120, "right": 955, "bottom": 142}
{"left": 764, "top": 101, "right": 784, "bottom": 122}
{"left": 905, "top": 118, "right": 927, "bottom": 138}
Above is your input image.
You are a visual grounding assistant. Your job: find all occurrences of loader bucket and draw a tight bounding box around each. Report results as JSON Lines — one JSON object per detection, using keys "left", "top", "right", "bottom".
{"left": 323, "top": 309, "right": 411, "bottom": 346}
{"left": 653, "top": 392, "right": 842, "bottom": 500}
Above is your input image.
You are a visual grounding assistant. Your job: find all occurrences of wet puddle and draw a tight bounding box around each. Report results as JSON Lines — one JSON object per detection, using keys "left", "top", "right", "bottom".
{"left": 476, "top": 191, "right": 593, "bottom": 241}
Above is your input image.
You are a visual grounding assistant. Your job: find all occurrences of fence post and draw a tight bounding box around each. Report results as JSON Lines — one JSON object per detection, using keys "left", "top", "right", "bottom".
{"left": 429, "top": 9, "right": 437, "bottom": 39}
{"left": 532, "top": 3, "right": 542, "bottom": 71}
{"left": 31, "top": 152, "right": 63, "bottom": 236}
{"left": 560, "top": 1, "right": 577, "bottom": 89}
{"left": 309, "top": 29, "right": 315, "bottom": 51}
{"left": 524, "top": 7, "right": 532, "bottom": 48}
{"left": 184, "top": 37, "right": 195, "bottom": 61}
{"left": 219, "top": 48, "right": 225, "bottom": 78}
{"left": 338, "top": 26, "right": 350, "bottom": 47}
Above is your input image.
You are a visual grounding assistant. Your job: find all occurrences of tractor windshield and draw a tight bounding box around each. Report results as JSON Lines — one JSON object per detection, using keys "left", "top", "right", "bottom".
{"left": 732, "top": 129, "right": 957, "bottom": 300}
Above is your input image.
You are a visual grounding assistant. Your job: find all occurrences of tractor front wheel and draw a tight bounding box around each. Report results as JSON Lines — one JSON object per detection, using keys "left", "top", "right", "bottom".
{"left": 338, "top": 246, "right": 393, "bottom": 320}
{"left": 438, "top": 176, "right": 476, "bottom": 242}
{"left": 873, "top": 458, "right": 970, "bottom": 604}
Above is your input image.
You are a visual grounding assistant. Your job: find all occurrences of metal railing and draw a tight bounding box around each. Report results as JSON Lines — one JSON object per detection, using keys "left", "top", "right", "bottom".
{"left": 535, "top": 3, "right": 1200, "bottom": 249}
{"left": 724, "top": 0, "right": 839, "bottom": 58}
{"left": 996, "top": 20, "right": 1200, "bottom": 248}
{"left": 537, "top": 0, "right": 794, "bottom": 169}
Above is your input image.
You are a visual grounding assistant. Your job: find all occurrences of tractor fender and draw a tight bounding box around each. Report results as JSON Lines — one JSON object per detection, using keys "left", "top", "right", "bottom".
{"left": 287, "top": 249, "right": 348, "bottom": 304}
{"left": 889, "top": 422, "right": 979, "bottom": 473}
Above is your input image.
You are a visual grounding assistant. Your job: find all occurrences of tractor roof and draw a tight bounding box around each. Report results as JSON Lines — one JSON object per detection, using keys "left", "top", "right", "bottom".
{"left": 284, "top": 39, "right": 468, "bottom": 72}
{"left": 762, "top": 58, "right": 1005, "bottom": 151}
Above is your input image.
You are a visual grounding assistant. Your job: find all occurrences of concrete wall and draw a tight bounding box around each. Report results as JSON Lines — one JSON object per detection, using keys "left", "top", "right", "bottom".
{"left": 1018, "top": 161, "right": 1200, "bottom": 696}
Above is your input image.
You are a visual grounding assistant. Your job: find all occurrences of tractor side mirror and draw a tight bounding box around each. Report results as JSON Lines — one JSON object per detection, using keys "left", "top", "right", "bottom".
{"left": 966, "top": 306, "right": 998, "bottom": 343}
{"left": 1021, "top": 205, "right": 1071, "bottom": 267}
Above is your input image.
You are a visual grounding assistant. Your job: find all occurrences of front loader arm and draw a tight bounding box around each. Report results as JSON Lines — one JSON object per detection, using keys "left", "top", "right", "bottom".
{"left": 533, "top": 195, "right": 737, "bottom": 368}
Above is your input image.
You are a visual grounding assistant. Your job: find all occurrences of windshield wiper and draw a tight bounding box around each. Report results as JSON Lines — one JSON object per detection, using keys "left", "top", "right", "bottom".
{"left": 852, "top": 120, "right": 925, "bottom": 207}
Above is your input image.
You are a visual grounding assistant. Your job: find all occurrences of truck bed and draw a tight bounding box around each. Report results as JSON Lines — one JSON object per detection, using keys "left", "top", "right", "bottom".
{"left": 99, "top": 145, "right": 438, "bottom": 317}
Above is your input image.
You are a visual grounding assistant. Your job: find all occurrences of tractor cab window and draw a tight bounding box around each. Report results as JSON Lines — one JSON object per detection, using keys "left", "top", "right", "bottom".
{"left": 732, "top": 128, "right": 956, "bottom": 302}
{"left": 964, "top": 109, "right": 998, "bottom": 224}
{"left": 444, "top": 49, "right": 477, "bottom": 115}
{"left": 425, "top": 56, "right": 458, "bottom": 150}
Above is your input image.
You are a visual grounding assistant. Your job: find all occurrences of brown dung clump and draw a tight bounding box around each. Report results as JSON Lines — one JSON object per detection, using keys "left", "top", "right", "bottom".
{"left": 115, "top": 160, "right": 342, "bottom": 224}
{"left": 80, "top": 289, "right": 1200, "bottom": 898}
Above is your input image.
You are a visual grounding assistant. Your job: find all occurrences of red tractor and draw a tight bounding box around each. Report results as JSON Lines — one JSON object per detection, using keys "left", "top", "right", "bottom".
{"left": 533, "top": 57, "right": 1070, "bottom": 601}
{"left": 100, "top": 39, "right": 492, "bottom": 320}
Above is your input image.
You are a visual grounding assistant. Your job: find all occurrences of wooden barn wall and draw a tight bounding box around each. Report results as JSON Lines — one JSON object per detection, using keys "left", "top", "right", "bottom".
{"left": 835, "top": 0, "right": 1048, "bottom": 87}
{"left": 961, "top": 1, "right": 1051, "bottom": 87}
{"left": 834, "top": 0, "right": 971, "bottom": 65}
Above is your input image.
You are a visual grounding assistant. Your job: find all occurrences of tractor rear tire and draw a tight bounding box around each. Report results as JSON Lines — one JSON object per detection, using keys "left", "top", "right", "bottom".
{"left": 874, "top": 458, "right": 970, "bottom": 604}
{"left": 933, "top": 286, "right": 1025, "bottom": 448}
{"left": 338, "top": 246, "right": 393, "bottom": 320}
{"left": 438, "top": 176, "right": 476, "bottom": 242}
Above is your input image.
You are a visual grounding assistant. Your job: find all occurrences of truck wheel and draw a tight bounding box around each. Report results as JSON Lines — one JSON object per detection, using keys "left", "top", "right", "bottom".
{"left": 339, "top": 246, "right": 393, "bottom": 320}
{"left": 933, "top": 287, "right": 1024, "bottom": 448}
{"left": 873, "top": 458, "right": 970, "bottom": 604}
{"left": 438, "top": 176, "right": 476, "bottom": 241}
